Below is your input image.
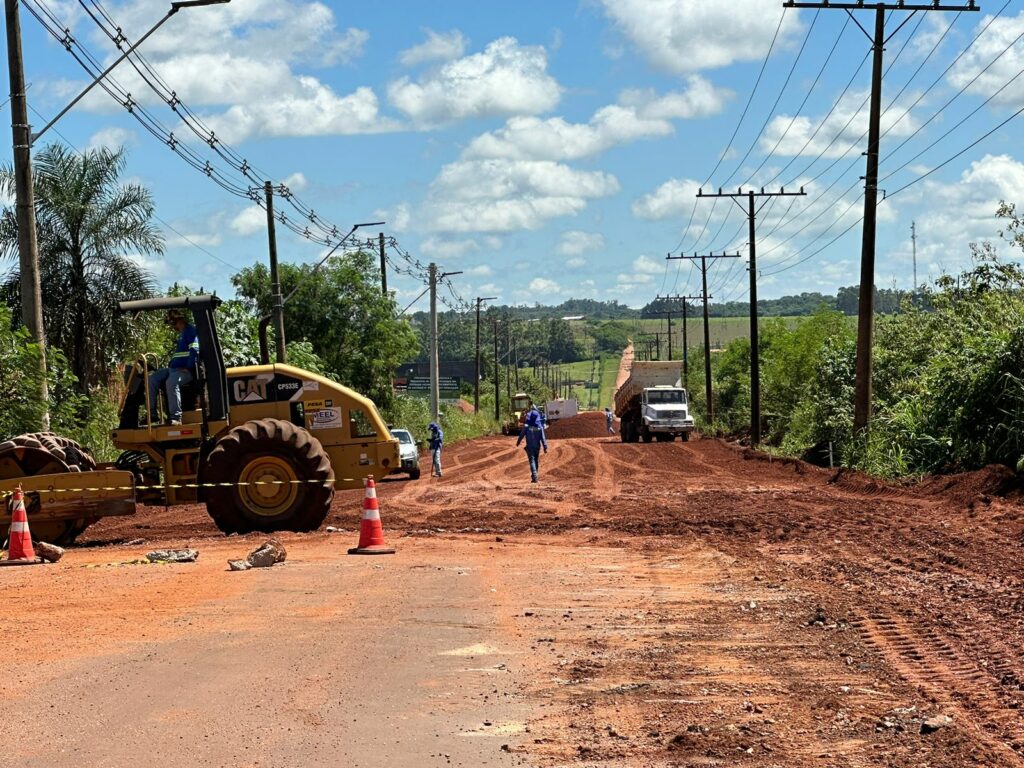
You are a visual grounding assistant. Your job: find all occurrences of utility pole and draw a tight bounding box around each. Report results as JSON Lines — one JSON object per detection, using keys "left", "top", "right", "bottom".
{"left": 513, "top": 338, "right": 520, "bottom": 390}
{"left": 655, "top": 295, "right": 701, "bottom": 389}
{"left": 379, "top": 232, "right": 387, "bottom": 295}
{"left": 6, "top": 0, "right": 47, "bottom": 422}
{"left": 474, "top": 296, "right": 496, "bottom": 414}
{"left": 428, "top": 263, "right": 462, "bottom": 419}
{"left": 784, "top": 0, "right": 977, "bottom": 433}
{"left": 911, "top": 221, "right": 917, "bottom": 291}
{"left": 493, "top": 316, "right": 500, "bottom": 422}
{"left": 505, "top": 319, "right": 512, "bottom": 401}
{"left": 264, "top": 181, "right": 287, "bottom": 364}
{"left": 697, "top": 187, "right": 806, "bottom": 444}
{"left": 429, "top": 263, "right": 439, "bottom": 419}
{"left": 642, "top": 305, "right": 674, "bottom": 360}
{"left": 668, "top": 252, "right": 740, "bottom": 425}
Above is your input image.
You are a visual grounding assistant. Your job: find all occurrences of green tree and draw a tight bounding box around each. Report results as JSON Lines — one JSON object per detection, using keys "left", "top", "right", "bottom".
{"left": 0, "top": 144, "right": 159, "bottom": 392}
{"left": 232, "top": 250, "right": 418, "bottom": 403}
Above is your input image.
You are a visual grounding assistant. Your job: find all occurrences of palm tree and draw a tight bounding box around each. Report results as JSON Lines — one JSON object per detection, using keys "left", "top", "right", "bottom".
{"left": 0, "top": 143, "right": 160, "bottom": 392}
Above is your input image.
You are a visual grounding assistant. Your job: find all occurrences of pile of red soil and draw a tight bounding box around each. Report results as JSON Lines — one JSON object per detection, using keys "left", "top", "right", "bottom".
{"left": 545, "top": 411, "right": 612, "bottom": 440}
{"left": 915, "top": 463, "right": 1021, "bottom": 505}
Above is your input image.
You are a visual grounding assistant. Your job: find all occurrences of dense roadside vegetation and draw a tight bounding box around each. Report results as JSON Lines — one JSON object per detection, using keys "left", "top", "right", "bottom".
{"left": 700, "top": 237, "right": 1024, "bottom": 477}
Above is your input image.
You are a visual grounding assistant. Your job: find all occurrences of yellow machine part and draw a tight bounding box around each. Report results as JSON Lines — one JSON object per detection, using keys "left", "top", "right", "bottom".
{"left": 225, "top": 364, "right": 400, "bottom": 488}
{"left": 0, "top": 470, "right": 136, "bottom": 525}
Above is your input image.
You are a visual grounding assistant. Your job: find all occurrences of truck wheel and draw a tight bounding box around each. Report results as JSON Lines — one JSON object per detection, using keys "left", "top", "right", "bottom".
{"left": 681, "top": 432, "right": 691, "bottom": 442}
{"left": 204, "top": 418, "right": 334, "bottom": 534}
{"left": 641, "top": 426, "right": 653, "bottom": 444}
{"left": 410, "top": 468, "right": 421, "bottom": 480}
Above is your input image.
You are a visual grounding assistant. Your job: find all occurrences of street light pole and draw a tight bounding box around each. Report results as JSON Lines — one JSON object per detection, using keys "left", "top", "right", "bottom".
{"left": 31, "top": 0, "right": 232, "bottom": 146}
{"left": 257, "top": 220, "right": 383, "bottom": 364}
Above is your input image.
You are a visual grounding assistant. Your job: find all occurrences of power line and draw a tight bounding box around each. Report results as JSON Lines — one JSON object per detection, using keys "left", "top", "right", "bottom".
{"left": 24, "top": 102, "right": 240, "bottom": 272}
{"left": 735, "top": 9, "right": 824, "bottom": 188}
{"left": 669, "top": 6, "right": 791, "bottom": 255}
{"left": 752, "top": 10, "right": 971, "bottom": 257}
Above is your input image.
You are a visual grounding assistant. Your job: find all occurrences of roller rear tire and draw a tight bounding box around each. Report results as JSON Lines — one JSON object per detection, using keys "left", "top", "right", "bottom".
{"left": 204, "top": 418, "right": 334, "bottom": 534}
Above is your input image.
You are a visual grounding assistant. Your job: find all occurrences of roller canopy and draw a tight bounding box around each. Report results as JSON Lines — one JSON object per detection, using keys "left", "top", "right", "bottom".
{"left": 118, "top": 294, "right": 228, "bottom": 422}
{"left": 118, "top": 295, "right": 222, "bottom": 313}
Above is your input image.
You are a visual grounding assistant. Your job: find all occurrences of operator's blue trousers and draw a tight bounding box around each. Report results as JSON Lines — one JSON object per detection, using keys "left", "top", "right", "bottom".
{"left": 525, "top": 447, "right": 541, "bottom": 482}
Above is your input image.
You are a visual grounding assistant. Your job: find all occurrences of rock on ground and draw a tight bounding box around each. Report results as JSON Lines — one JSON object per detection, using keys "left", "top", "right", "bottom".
{"left": 34, "top": 541, "right": 64, "bottom": 563}
{"left": 245, "top": 538, "right": 287, "bottom": 569}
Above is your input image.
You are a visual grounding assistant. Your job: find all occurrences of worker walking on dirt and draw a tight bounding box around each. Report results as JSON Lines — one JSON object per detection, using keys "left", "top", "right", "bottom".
{"left": 516, "top": 408, "right": 548, "bottom": 483}
{"left": 428, "top": 421, "right": 444, "bottom": 478}
{"left": 605, "top": 407, "right": 615, "bottom": 434}
{"left": 148, "top": 310, "right": 198, "bottom": 426}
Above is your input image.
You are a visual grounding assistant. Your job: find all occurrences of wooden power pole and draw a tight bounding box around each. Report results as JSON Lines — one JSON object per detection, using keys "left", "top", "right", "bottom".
{"left": 783, "top": 0, "right": 978, "bottom": 432}
{"left": 474, "top": 296, "right": 496, "bottom": 414}
{"left": 697, "top": 186, "right": 806, "bottom": 444}
{"left": 5, "top": 0, "right": 47, "bottom": 423}
{"left": 667, "top": 252, "right": 740, "bottom": 425}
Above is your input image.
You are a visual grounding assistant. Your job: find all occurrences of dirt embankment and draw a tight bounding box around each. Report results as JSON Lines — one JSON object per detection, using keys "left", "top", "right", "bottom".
{"left": 545, "top": 411, "right": 610, "bottom": 440}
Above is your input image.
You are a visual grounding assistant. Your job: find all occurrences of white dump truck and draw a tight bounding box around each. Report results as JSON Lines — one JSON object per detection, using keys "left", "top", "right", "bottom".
{"left": 613, "top": 360, "right": 695, "bottom": 443}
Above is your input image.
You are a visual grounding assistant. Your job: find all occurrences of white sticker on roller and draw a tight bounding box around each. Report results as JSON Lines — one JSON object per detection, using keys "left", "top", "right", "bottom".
{"left": 310, "top": 407, "right": 342, "bottom": 430}
{"left": 303, "top": 380, "right": 320, "bottom": 391}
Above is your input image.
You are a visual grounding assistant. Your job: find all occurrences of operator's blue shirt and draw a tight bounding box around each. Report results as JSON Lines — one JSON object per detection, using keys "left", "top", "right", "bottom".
{"left": 428, "top": 424, "right": 443, "bottom": 451}
{"left": 517, "top": 424, "right": 548, "bottom": 453}
{"left": 169, "top": 324, "right": 199, "bottom": 370}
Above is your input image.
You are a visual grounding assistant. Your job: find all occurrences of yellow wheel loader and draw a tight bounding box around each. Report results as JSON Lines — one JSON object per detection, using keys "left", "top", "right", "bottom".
{"left": 0, "top": 295, "right": 399, "bottom": 544}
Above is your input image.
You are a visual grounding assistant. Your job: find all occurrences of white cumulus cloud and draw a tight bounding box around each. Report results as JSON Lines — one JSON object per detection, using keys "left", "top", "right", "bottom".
{"left": 87, "top": 126, "right": 136, "bottom": 151}
{"left": 388, "top": 37, "right": 561, "bottom": 125}
{"left": 62, "top": 0, "right": 384, "bottom": 142}
{"left": 422, "top": 159, "right": 619, "bottom": 233}
{"left": 600, "top": 0, "right": 804, "bottom": 75}
{"left": 230, "top": 205, "right": 266, "bottom": 236}
{"left": 530, "top": 277, "right": 561, "bottom": 293}
{"left": 948, "top": 10, "right": 1024, "bottom": 108}
{"left": 399, "top": 29, "right": 468, "bottom": 66}
{"left": 633, "top": 255, "right": 664, "bottom": 275}
{"left": 632, "top": 178, "right": 701, "bottom": 220}
{"left": 759, "top": 89, "right": 919, "bottom": 159}
{"left": 557, "top": 230, "right": 605, "bottom": 255}
{"left": 465, "top": 76, "right": 728, "bottom": 162}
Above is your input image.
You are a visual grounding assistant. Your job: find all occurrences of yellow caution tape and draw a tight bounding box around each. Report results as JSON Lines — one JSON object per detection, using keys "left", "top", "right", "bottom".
{"left": 0, "top": 476, "right": 361, "bottom": 499}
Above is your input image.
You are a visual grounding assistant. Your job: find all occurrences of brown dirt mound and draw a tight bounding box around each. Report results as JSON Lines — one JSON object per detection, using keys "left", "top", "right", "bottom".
{"left": 545, "top": 411, "right": 610, "bottom": 440}
{"left": 915, "top": 463, "right": 1021, "bottom": 506}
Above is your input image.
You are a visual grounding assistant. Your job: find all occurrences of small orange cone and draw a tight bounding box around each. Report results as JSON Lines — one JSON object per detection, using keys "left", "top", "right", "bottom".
{"left": 2, "top": 486, "right": 41, "bottom": 566}
{"left": 348, "top": 476, "right": 395, "bottom": 555}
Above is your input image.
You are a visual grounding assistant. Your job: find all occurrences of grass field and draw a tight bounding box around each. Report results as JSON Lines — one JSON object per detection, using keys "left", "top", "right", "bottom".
{"left": 631, "top": 316, "right": 804, "bottom": 351}
{"left": 551, "top": 355, "right": 619, "bottom": 411}
{"left": 545, "top": 316, "right": 820, "bottom": 411}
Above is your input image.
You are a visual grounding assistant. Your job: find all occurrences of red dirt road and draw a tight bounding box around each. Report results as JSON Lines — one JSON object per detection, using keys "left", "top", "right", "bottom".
{"left": 3, "top": 428, "right": 1024, "bottom": 766}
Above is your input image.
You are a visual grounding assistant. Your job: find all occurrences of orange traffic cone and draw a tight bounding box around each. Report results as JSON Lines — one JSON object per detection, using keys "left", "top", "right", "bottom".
{"left": 2, "top": 486, "right": 41, "bottom": 566}
{"left": 348, "top": 476, "right": 395, "bottom": 555}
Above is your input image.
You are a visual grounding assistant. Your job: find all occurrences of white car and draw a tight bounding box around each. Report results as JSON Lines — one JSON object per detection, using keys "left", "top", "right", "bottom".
{"left": 389, "top": 428, "right": 421, "bottom": 480}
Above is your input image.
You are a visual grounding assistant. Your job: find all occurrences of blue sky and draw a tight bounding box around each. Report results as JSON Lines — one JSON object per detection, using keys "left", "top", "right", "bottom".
{"left": 11, "top": 0, "right": 1024, "bottom": 310}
